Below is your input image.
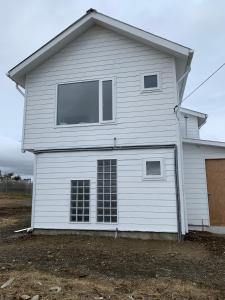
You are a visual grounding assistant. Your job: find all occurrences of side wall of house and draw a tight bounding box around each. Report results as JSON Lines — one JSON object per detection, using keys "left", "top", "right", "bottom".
{"left": 32, "top": 148, "right": 178, "bottom": 233}
{"left": 24, "top": 25, "right": 178, "bottom": 151}
{"left": 183, "top": 143, "right": 225, "bottom": 227}
{"left": 180, "top": 114, "right": 200, "bottom": 139}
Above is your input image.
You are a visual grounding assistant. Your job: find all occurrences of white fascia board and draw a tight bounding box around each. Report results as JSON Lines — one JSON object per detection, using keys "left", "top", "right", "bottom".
{"left": 180, "top": 107, "right": 207, "bottom": 119}
{"left": 7, "top": 13, "right": 94, "bottom": 84}
{"left": 183, "top": 138, "right": 225, "bottom": 148}
{"left": 94, "top": 13, "right": 191, "bottom": 57}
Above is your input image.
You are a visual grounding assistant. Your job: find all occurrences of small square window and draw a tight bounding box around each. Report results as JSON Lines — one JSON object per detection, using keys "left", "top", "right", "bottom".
{"left": 142, "top": 73, "right": 161, "bottom": 92}
{"left": 146, "top": 161, "right": 161, "bottom": 176}
{"left": 144, "top": 75, "right": 158, "bottom": 89}
{"left": 143, "top": 159, "right": 164, "bottom": 180}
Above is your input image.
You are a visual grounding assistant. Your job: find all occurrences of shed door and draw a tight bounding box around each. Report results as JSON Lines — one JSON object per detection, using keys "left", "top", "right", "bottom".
{"left": 205, "top": 159, "right": 225, "bottom": 226}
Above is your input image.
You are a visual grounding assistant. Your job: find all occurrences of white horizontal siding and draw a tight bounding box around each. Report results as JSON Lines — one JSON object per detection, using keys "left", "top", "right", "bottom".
{"left": 180, "top": 114, "right": 199, "bottom": 139}
{"left": 183, "top": 143, "right": 225, "bottom": 227}
{"left": 24, "top": 25, "right": 178, "bottom": 150}
{"left": 33, "top": 148, "right": 178, "bottom": 232}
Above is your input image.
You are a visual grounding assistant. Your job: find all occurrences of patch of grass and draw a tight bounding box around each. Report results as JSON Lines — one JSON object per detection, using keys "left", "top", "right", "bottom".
{"left": 0, "top": 270, "right": 221, "bottom": 300}
{"left": 0, "top": 193, "right": 32, "bottom": 200}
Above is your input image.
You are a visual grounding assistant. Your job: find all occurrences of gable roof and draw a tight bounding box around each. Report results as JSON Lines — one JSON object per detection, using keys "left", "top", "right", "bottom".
{"left": 7, "top": 8, "right": 194, "bottom": 99}
{"left": 180, "top": 107, "right": 208, "bottom": 128}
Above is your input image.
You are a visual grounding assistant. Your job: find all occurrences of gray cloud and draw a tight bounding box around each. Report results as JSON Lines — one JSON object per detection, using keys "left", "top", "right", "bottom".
{"left": 0, "top": 0, "right": 225, "bottom": 172}
{"left": 0, "top": 137, "right": 33, "bottom": 177}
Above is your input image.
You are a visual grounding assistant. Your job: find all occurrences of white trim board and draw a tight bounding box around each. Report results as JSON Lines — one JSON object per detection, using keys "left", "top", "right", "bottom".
{"left": 183, "top": 138, "right": 225, "bottom": 148}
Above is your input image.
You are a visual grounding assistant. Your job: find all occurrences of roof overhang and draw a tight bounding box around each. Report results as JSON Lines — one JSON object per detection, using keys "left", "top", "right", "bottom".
{"left": 7, "top": 9, "right": 193, "bottom": 89}
{"left": 183, "top": 138, "right": 225, "bottom": 148}
{"left": 180, "top": 107, "right": 208, "bottom": 128}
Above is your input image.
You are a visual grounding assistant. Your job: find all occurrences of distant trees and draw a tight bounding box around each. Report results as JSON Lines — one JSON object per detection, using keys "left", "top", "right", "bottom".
{"left": 0, "top": 171, "right": 22, "bottom": 182}
{"left": 13, "top": 175, "right": 21, "bottom": 181}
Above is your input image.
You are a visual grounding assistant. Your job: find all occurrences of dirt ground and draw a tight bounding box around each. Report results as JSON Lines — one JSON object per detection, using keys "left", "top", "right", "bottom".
{"left": 1, "top": 194, "right": 225, "bottom": 299}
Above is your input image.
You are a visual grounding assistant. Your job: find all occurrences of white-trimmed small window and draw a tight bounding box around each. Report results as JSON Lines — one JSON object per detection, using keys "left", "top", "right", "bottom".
{"left": 143, "top": 159, "right": 164, "bottom": 180}
{"left": 141, "top": 73, "right": 161, "bottom": 92}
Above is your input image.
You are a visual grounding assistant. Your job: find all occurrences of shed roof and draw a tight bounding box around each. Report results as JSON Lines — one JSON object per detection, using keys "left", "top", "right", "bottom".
{"left": 183, "top": 138, "right": 225, "bottom": 148}
{"left": 180, "top": 107, "right": 208, "bottom": 128}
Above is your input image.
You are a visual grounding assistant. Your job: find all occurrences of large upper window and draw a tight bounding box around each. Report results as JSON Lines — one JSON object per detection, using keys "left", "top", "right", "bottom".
{"left": 57, "top": 79, "right": 114, "bottom": 125}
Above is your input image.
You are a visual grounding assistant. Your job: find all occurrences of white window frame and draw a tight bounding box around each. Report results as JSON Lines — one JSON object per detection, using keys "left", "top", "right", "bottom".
{"left": 55, "top": 77, "right": 116, "bottom": 128}
{"left": 100, "top": 78, "right": 116, "bottom": 124}
{"left": 96, "top": 159, "right": 118, "bottom": 224}
{"left": 142, "top": 158, "right": 164, "bottom": 180}
{"left": 141, "top": 72, "right": 161, "bottom": 92}
{"left": 69, "top": 179, "right": 91, "bottom": 223}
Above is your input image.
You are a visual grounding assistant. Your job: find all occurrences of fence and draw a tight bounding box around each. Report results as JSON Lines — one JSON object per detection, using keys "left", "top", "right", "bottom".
{"left": 0, "top": 181, "right": 32, "bottom": 195}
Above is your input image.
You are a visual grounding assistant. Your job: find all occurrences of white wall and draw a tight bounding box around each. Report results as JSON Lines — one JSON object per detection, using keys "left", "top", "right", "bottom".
{"left": 24, "top": 25, "right": 178, "bottom": 151}
{"left": 33, "top": 148, "right": 178, "bottom": 233}
{"left": 180, "top": 114, "right": 199, "bottom": 139}
{"left": 183, "top": 143, "right": 225, "bottom": 227}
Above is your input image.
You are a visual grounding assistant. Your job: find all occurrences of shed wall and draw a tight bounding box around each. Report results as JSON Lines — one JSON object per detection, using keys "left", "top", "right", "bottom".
{"left": 183, "top": 143, "right": 225, "bottom": 227}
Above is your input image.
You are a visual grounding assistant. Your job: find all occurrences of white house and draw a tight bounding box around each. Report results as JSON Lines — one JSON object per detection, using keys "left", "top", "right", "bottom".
{"left": 7, "top": 9, "right": 225, "bottom": 239}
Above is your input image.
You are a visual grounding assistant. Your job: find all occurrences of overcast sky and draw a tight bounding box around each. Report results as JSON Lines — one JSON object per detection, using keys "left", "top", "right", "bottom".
{"left": 0, "top": 0, "right": 225, "bottom": 176}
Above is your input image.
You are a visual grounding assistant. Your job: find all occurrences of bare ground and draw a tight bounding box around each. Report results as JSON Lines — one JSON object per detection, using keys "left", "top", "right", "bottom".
{"left": 0, "top": 193, "right": 225, "bottom": 299}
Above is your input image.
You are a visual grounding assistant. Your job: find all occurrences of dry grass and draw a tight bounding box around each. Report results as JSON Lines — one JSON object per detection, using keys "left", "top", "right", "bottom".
{"left": 1, "top": 194, "right": 225, "bottom": 299}
{"left": 0, "top": 193, "right": 31, "bottom": 200}
{"left": 0, "top": 270, "right": 221, "bottom": 300}
{"left": 0, "top": 217, "right": 18, "bottom": 229}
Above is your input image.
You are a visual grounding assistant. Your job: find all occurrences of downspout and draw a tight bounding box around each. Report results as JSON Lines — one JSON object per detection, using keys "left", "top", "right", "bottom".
{"left": 177, "top": 49, "right": 194, "bottom": 103}
{"left": 14, "top": 82, "right": 34, "bottom": 232}
{"left": 174, "top": 144, "right": 182, "bottom": 242}
{"left": 15, "top": 83, "right": 26, "bottom": 153}
{"left": 16, "top": 83, "right": 25, "bottom": 97}
{"left": 184, "top": 115, "right": 188, "bottom": 137}
{"left": 174, "top": 55, "right": 193, "bottom": 237}
{"left": 176, "top": 67, "right": 191, "bottom": 103}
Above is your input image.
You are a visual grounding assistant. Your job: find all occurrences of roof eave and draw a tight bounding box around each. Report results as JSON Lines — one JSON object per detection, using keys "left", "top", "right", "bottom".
{"left": 7, "top": 10, "right": 192, "bottom": 87}
{"left": 183, "top": 138, "right": 225, "bottom": 148}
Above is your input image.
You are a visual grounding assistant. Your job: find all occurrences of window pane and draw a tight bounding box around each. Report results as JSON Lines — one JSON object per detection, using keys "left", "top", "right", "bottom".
{"left": 146, "top": 161, "right": 161, "bottom": 176}
{"left": 102, "top": 80, "right": 113, "bottom": 121}
{"left": 57, "top": 81, "right": 99, "bottom": 125}
{"left": 144, "top": 75, "right": 158, "bottom": 89}
{"left": 70, "top": 180, "right": 90, "bottom": 222}
{"left": 97, "top": 159, "right": 117, "bottom": 223}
